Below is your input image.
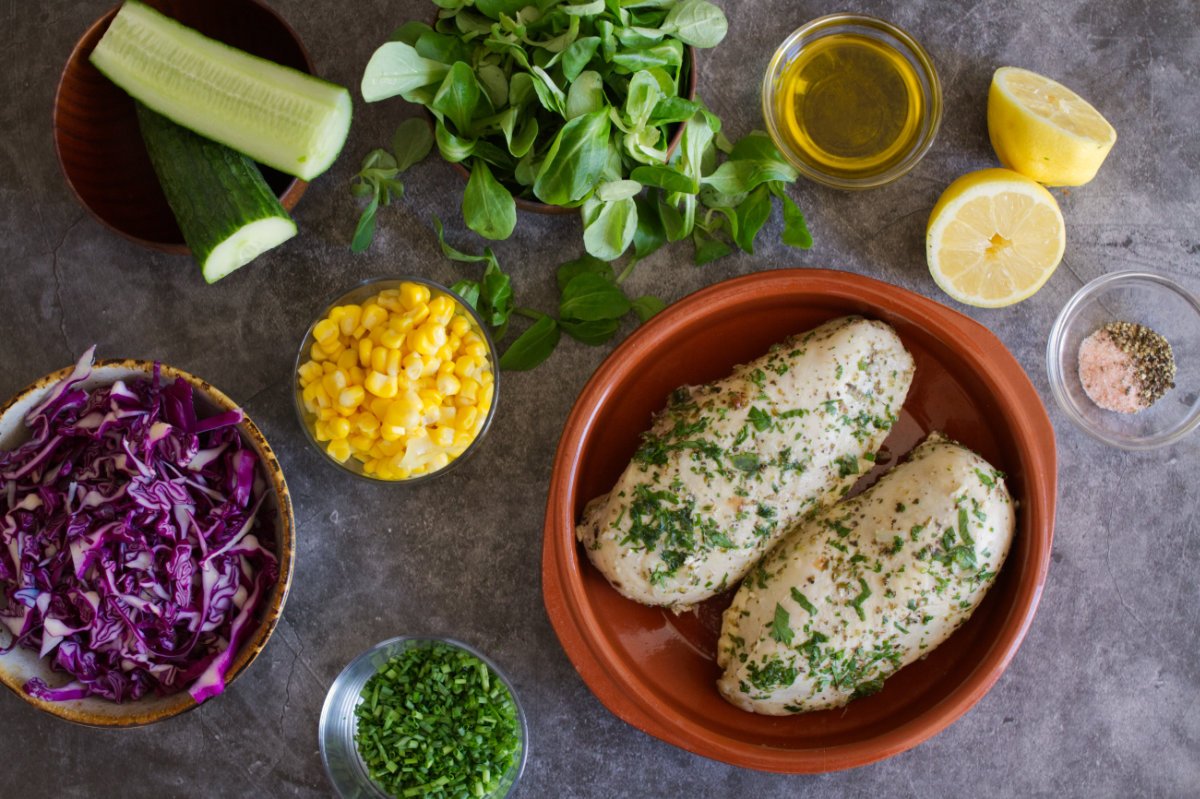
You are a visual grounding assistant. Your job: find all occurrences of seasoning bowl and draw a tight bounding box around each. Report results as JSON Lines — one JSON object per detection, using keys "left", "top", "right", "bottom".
{"left": 543, "top": 269, "right": 1057, "bottom": 772}
{"left": 1047, "top": 270, "right": 1200, "bottom": 449}
{"left": 762, "top": 14, "right": 942, "bottom": 189}
{"left": 319, "top": 636, "right": 528, "bottom": 799}
{"left": 54, "top": 0, "right": 312, "bottom": 254}
{"left": 0, "top": 359, "right": 294, "bottom": 726}
{"left": 293, "top": 277, "right": 499, "bottom": 484}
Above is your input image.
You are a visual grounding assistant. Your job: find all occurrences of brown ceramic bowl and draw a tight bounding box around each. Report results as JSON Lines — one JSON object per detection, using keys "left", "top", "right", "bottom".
{"left": 0, "top": 359, "right": 295, "bottom": 726}
{"left": 445, "top": 46, "right": 699, "bottom": 215}
{"left": 543, "top": 269, "right": 1057, "bottom": 772}
{"left": 54, "top": 0, "right": 313, "bottom": 253}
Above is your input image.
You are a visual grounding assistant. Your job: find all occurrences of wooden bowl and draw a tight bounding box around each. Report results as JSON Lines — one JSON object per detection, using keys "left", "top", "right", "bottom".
{"left": 54, "top": 0, "right": 313, "bottom": 254}
{"left": 0, "top": 360, "right": 295, "bottom": 726}
{"left": 543, "top": 269, "right": 1057, "bottom": 772}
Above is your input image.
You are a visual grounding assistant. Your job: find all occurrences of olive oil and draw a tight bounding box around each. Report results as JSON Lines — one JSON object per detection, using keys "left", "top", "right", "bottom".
{"left": 773, "top": 33, "right": 924, "bottom": 181}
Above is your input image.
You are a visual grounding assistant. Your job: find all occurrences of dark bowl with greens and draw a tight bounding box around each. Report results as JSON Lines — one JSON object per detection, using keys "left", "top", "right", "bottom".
{"left": 319, "top": 636, "right": 527, "bottom": 799}
{"left": 359, "top": 0, "right": 815, "bottom": 266}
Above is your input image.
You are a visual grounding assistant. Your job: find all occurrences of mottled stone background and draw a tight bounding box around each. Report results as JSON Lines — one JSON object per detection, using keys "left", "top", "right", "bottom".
{"left": 2, "top": 1, "right": 1198, "bottom": 796}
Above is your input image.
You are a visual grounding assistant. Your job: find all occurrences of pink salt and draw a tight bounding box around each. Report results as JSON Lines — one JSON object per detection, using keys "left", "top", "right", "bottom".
{"left": 1078, "top": 330, "right": 1148, "bottom": 414}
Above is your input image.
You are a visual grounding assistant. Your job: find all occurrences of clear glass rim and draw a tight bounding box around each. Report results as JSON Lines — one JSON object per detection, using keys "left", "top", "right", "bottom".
{"left": 1046, "top": 270, "right": 1200, "bottom": 450}
{"left": 292, "top": 276, "right": 500, "bottom": 485}
{"left": 318, "top": 635, "right": 529, "bottom": 799}
{"left": 761, "top": 12, "right": 944, "bottom": 190}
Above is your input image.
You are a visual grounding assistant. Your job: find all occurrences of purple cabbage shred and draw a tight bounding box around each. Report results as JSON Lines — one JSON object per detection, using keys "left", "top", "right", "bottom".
{"left": 0, "top": 347, "right": 277, "bottom": 704}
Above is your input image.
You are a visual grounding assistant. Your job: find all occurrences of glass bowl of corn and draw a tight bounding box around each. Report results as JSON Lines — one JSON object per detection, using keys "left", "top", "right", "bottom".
{"left": 294, "top": 277, "right": 498, "bottom": 482}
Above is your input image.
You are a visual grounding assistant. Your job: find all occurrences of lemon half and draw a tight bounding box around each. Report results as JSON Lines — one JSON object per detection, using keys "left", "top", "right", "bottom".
{"left": 926, "top": 168, "right": 1066, "bottom": 308}
{"left": 988, "top": 66, "right": 1116, "bottom": 186}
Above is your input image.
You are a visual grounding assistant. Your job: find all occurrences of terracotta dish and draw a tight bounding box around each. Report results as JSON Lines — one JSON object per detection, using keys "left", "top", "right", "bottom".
{"left": 54, "top": 0, "right": 312, "bottom": 253}
{"left": 543, "top": 269, "right": 1056, "bottom": 772}
{"left": 0, "top": 360, "right": 295, "bottom": 726}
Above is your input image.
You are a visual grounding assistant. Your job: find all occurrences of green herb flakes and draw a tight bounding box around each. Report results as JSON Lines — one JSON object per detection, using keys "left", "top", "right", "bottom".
{"left": 354, "top": 643, "right": 521, "bottom": 799}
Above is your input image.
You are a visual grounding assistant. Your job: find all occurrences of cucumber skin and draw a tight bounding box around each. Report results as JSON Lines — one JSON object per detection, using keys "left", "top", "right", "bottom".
{"left": 135, "top": 104, "right": 295, "bottom": 281}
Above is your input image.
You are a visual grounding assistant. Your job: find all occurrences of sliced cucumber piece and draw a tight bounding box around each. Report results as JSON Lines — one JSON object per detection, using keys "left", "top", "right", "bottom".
{"left": 92, "top": 1, "right": 351, "bottom": 181}
{"left": 136, "top": 104, "right": 297, "bottom": 283}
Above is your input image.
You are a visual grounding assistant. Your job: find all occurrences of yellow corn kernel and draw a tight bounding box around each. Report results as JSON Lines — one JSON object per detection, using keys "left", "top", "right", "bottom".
{"left": 336, "top": 350, "right": 358, "bottom": 371}
{"left": 438, "top": 360, "right": 456, "bottom": 377}
{"left": 431, "top": 426, "right": 455, "bottom": 447}
{"left": 377, "top": 440, "right": 403, "bottom": 457}
{"left": 438, "top": 406, "right": 457, "bottom": 425}
{"left": 427, "top": 295, "right": 455, "bottom": 325}
{"left": 356, "top": 412, "right": 381, "bottom": 434}
{"left": 298, "top": 361, "right": 322, "bottom": 385}
{"left": 446, "top": 333, "right": 462, "bottom": 353}
{"left": 427, "top": 452, "right": 451, "bottom": 471}
{"left": 349, "top": 366, "right": 365, "bottom": 385}
{"left": 314, "top": 420, "right": 331, "bottom": 441}
{"left": 369, "top": 397, "right": 391, "bottom": 419}
{"left": 312, "top": 385, "right": 332, "bottom": 409}
{"left": 387, "top": 314, "right": 414, "bottom": 334}
{"left": 418, "top": 389, "right": 443, "bottom": 410}
{"left": 370, "top": 347, "right": 388, "bottom": 373}
{"left": 309, "top": 342, "right": 327, "bottom": 362}
{"left": 376, "top": 291, "right": 403, "bottom": 313}
{"left": 480, "top": 383, "right": 495, "bottom": 408}
{"left": 368, "top": 443, "right": 386, "bottom": 459}
{"left": 409, "top": 328, "right": 436, "bottom": 357}
{"left": 322, "top": 371, "right": 348, "bottom": 396}
{"left": 364, "top": 371, "right": 398, "bottom": 398}
{"left": 458, "top": 377, "right": 479, "bottom": 401}
{"left": 318, "top": 407, "right": 338, "bottom": 421}
{"left": 352, "top": 325, "right": 367, "bottom": 339}
{"left": 398, "top": 354, "right": 419, "bottom": 382}
{"left": 454, "top": 431, "right": 474, "bottom": 447}
{"left": 405, "top": 304, "right": 430, "bottom": 328}
{"left": 420, "top": 357, "right": 441, "bottom": 378}
{"left": 386, "top": 349, "right": 403, "bottom": 377}
{"left": 348, "top": 434, "right": 374, "bottom": 453}
{"left": 400, "top": 282, "right": 431, "bottom": 310}
{"left": 338, "top": 305, "right": 362, "bottom": 336}
{"left": 361, "top": 303, "right": 389, "bottom": 330}
{"left": 456, "top": 406, "right": 479, "bottom": 432}
{"left": 363, "top": 459, "right": 379, "bottom": 475}
{"left": 437, "top": 373, "right": 461, "bottom": 397}
{"left": 434, "top": 343, "right": 455, "bottom": 363}
{"left": 380, "top": 424, "right": 405, "bottom": 442}
{"left": 323, "top": 361, "right": 337, "bottom": 374}
{"left": 463, "top": 340, "right": 487, "bottom": 358}
{"left": 454, "top": 355, "right": 478, "bottom": 379}
{"left": 338, "top": 386, "right": 365, "bottom": 409}
{"left": 327, "top": 417, "right": 351, "bottom": 440}
{"left": 384, "top": 400, "right": 408, "bottom": 426}
{"left": 479, "top": 368, "right": 494, "bottom": 386}
{"left": 326, "top": 439, "right": 352, "bottom": 463}
{"left": 375, "top": 463, "right": 395, "bottom": 480}
{"left": 450, "top": 316, "right": 471, "bottom": 338}
{"left": 357, "top": 338, "right": 373, "bottom": 368}
{"left": 380, "top": 328, "right": 406, "bottom": 349}
{"left": 313, "top": 318, "right": 339, "bottom": 344}
{"left": 394, "top": 390, "right": 422, "bottom": 413}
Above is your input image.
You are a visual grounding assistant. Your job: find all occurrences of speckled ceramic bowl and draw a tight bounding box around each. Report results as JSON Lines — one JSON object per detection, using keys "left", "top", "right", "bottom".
{"left": 543, "top": 269, "right": 1057, "bottom": 772}
{"left": 0, "top": 360, "right": 295, "bottom": 726}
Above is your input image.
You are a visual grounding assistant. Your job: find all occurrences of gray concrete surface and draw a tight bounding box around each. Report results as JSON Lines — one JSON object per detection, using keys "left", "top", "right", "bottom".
{"left": 2, "top": 0, "right": 1198, "bottom": 796}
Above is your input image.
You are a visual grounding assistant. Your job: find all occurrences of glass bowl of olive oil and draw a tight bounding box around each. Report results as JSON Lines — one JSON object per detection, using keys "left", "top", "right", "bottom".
{"left": 763, "top": 14, "right": 942, "bottom": 189}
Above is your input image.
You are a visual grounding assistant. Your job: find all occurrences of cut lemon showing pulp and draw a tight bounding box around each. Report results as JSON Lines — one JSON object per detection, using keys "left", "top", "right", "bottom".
{"left": 926, "top": 168, "right": 1066, "bottom": 308}
{"left": 988, "top": 67, "right": 1116, "bottom": 186}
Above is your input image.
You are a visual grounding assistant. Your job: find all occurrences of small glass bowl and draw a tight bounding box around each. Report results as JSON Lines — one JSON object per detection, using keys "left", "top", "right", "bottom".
{"left": 761, "top": 13, "right": 943, "bottom": 190}
{"left": 1047, "top": 271, "right": 1200, "bottom": 449}
{"left": 293, "top": 277, "right": 499, "bottom": 483}
{"left": 319, "top": 636, "right": 528, "bottom": 799}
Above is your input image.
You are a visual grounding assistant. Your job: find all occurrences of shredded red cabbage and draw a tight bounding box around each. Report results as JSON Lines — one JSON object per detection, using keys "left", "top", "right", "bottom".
{"left": 0, "top": 347, "right": 278, "bottom": 704}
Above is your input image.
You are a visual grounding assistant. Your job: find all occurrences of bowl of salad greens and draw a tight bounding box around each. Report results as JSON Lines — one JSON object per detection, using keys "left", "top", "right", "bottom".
{"left": 320, "top": 636, "right": 527, "bottom": 799}
{"left": 360, "top": 0, "right": 813, "bottom": 266}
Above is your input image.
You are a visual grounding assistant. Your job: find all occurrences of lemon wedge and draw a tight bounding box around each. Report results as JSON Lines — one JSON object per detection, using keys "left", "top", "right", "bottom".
{"left": 988, "top": 67, "right": 1116, "bottom": 186}
{"left": 926, "top": 168, "right": 1066, "bottom": 307}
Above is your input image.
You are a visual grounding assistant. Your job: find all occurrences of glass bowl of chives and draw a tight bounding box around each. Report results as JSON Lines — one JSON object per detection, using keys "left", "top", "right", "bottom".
{"left": 319, "top": 637, "right": 528, "bottom": 799}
